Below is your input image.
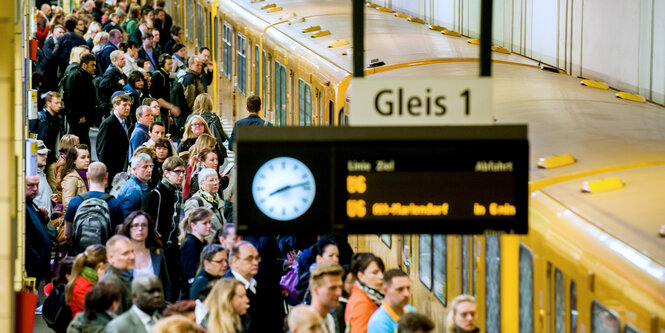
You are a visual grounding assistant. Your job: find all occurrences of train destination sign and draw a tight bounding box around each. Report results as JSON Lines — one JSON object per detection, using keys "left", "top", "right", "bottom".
{"left": 349, "top": 77, "right": 493, "bottom": 126}
{"left": 234, "top": 126, "right": 527, "bottom": 235}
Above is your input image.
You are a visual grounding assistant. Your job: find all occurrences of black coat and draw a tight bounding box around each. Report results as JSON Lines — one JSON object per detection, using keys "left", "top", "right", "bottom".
{"left": 142, "top": 180, "right": 180, "bottom": 247}
{"left": 138, "top": 47, "right": 159, "bottom": 71}
{"left": 223, "top": 269, "right": 284, "bottom": 333}
{"left": 41, "top": 36, "right": 60, "bottom": 92}
{"left": 99, "top": 64, "right": 127, "bottom": 111}
{"left": 28, "top": 109, "right": 62, "bottom": 164}
{"left": 63, "top": 66, "right": 96, "bottom": 122}
{"left": 53, "top": 31, "right": 87, "bottom": 75}
{"left": 97, "top": 113, "right": 130, "bottom": 183}
{"left": 25, "top": 201, "right": 52, "bottom": 282}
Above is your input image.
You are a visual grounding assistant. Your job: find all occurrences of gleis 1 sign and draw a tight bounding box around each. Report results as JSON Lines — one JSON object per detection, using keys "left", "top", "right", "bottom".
{"left": 349, "top": 77, "right": 493, "bottom": 125}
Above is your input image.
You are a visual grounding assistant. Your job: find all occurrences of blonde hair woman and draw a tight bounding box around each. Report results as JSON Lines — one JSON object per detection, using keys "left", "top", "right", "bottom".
{"left": 83, "top": 21, "right": 101, "bottom": 45}
{"left": 178, "top": 115, "right": 212, "bottom": 154}
{"left": 91, "top": 30, "right": 109, "bottom": 54}
{"left": 182, "top": 133, "right": 219, "bottom": 199}
{"left": 446, "top": 294, "right": 478, "bottom": 333}
{"left": 187, "top": 93, "right": 228, "bottom": 153}
{"left": 203, "top": 278, "right": 249, "bottom": 333}
{"left": 65, "top": 244, "right": 108, "bottom": 318}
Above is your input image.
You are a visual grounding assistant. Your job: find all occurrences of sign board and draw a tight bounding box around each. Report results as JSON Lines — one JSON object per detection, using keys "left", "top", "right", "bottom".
{"left": 28, "top": 89, "right": 38, "bottom": 120}
{"left": 234, "top": 126, "right": 527, "bottom": 235}
{"left": 349, "top": 77, "right": 493, "bottom": 126}
{"left": 25, "top": 139, "right": 38, "bottom": 176}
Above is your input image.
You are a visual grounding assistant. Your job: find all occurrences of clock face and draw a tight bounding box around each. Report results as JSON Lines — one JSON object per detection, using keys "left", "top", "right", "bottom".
{"left": 252, "top": 157, "right": 317, "bottom": 221}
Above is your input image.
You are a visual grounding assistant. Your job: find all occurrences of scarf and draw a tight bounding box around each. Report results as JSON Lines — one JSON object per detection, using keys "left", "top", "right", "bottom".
{"left": 356, "top": 281, "right": 384, "bottom": 305}
{"left": 81, "top": 266, "right": 98, "bottom": 283}
{"left": 76, "top": 169, "right": 89, "bottom": 190}
{"left": 161, "top": 178, "right": 184, "bottom": 224}
{"left": 199, "top": 189, "right": 221, "bottom": 207}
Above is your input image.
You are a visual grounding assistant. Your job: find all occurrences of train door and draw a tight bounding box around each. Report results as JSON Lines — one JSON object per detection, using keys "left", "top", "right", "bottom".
{"left": 298, "top": 79, "right": 312, "bottom": 126}
{"left": 485, "top": 234, "right": 501, "bottom": 333}
{"left": 263, "top": 50, "right": 269, "bottom": 119}
{"left": 547, "top": 264, "right": 581, "bottom": 333}
{"left": 316, "top": 89, "right": 322, "bottom": 125}
{"left": 237, "top": 33, "right": 247, "bottom": 97}
{"left": 289, "top": 70, "right": 295, "bottom": 125}
{"left": 519, "top": 243, "right": 535, "bottom": 333}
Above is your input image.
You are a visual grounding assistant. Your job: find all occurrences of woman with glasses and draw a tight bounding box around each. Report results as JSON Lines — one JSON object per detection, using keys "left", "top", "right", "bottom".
{"left": 189, "top": 244, "right": 227, "bottom": 300}
{"left": 184, "top": 168, "right": 225, "bottom": 242}
{"left": 178, "top": 115, "right": 212, "bottom": 155}
{"left": 179, "top": 207, "right": 213, "bottom": 300}
{"left": 119, "top": 210, "right": 172, "bottom": 301}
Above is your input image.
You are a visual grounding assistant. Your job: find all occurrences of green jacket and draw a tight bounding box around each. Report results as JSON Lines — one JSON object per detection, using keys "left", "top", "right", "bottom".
{"left": 66, "top": 311, "right": 114, "bottom": 333}
{"left": 99, "top": 265, "right": 133, "bottom": 315}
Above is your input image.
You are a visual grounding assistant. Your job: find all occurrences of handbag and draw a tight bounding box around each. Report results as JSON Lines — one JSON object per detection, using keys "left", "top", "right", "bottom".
{"left": 280, "top": 261, "right": 299, "bottom": 299}
{"left": 48, "top": 216, "right": 68, "bottom": 247}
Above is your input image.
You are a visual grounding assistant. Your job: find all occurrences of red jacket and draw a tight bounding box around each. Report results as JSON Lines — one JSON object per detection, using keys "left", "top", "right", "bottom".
{"left": 69, "top": 275, "right": 94, "bottom": 318}
{"left": 344, "top": 284, "right": 379, "bottom": 333}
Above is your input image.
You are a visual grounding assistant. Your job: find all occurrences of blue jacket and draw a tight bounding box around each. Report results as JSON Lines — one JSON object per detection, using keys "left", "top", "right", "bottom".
{"left": 368, "top": 304, "right": 417, "bottom": 333}
{"left": 129, "top": 122, "right": 150, "bottom": 160}
{"left": 228, "top": 114, "right": 271, "bottom": 151}
{"left": 117, "top": 176, "right": 149, "bottom": 218}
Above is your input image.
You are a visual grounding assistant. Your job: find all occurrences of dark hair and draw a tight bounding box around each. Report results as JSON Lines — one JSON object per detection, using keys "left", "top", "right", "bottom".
{"left": 350, "top": 253, "right": 384, "bottom": 279}
{"left": 383, "top": 268, "right": 408, "bottom": 287}
{"left": 52, "top": 256, "right": 76, "bottom": 286}
{"left": 198, "top": 244, "right": 226, "bottom": 273}
{"left": 158, "top": 53, "right": 172, "bottom": 68}
{"left": 172, "top": 42, "right": 185, "bottom": 53}
{"left": 246, "top": 95, "right": 261, "bottom": 112}
{"left": 397, "top": 312, "right": 435, "bottom": 333}
{"left": 314, "top": 239, "right": 337, "bottom": 258}
{"left": 170, "top": 25, "right": 181, "bottom": 36}
{"left": 197, "top": 147, "right": 218, "bottom": 163}
{"left": 141, "top": 29, "right": 153, "bottom": 40}
{"left": 141, "top": 8, "right": 154, "bottom": 19}
{"left": 112, "top": 93, "right": 131, "bottom": 105}
{"left": 128, "top": 70, "right": 144, "bottom": 87}
{"left": 149, "top": 120, "right": 165, "bottom": 132}
{"left": 80, "top": 53, "right": 96, "bottom": 66}
{"left": 154, "top": 137, "right": 175, "bottom": 160}
{"left": 83, "top": 281, "right": 122, "bottom": 321}
{"left": 142, "top": 97, "right": 157, "bottom": 106}
{"left": 137, "top": 57, "right": 149, "bottom": 68}
{"left": 120, "top": 211, "right": 164, "bottom": 249}
{"left": 65, "top": 17, "right": 77, "bottom": 31}
{"left": 109, "top": 29, "right": 122, "bottom": 40}
{"left": 212, "top": 223, "right": 236, "bottom": 245}
{"left": 127, "top": 39, "right": 139, "bottom": 50}
{"left": 199, "top": 46, "right": 210, "bottom": 54}
{"left": 163, "top": 300, "right": 197, "bottom": 317}
{"left": 62, "top": 144, "right": 89, "bottom": 178}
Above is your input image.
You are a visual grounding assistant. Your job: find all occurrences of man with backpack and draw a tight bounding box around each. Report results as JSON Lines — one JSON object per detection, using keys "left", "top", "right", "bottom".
{"left": 64, "top": 162, "right": 124, "bottom": 253}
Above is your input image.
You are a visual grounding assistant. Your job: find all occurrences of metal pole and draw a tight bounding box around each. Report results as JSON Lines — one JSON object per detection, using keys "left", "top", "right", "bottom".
{"left": 480, "top": 0, "right": 492, "bottom": 77}
{"left": 352, "top": 0, "right": 364, "bottom": 77}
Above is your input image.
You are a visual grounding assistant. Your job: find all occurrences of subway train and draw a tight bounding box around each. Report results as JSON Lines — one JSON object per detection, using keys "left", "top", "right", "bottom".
{"left": 167, "top": 0, "right": 665, "bottom": 332}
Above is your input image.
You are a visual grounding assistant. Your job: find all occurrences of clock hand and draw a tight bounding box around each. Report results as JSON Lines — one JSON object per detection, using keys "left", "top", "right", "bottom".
{"left": 269, "top": 181, "right": 310, "bottom": 196}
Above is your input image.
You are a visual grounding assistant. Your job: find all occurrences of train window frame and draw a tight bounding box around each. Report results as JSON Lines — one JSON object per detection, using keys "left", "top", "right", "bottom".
{"left": 196, "top": 4, "right": 203, "bottom": 49}
{"left": 485, "top": 234, "right": 501, "bottom": 333}
{"left": 298, "top": 79, "right": 312, "bottom": 126}
{"left": 401, "top": 234, "right": 411, "bottom": 274}
{"left": 472, "top": 235, "right": 477, "bottom": 296}
{"left": 570, "top": 280, "right": 577, "bottom": 333}
{"left": 432, "top": 235, "right": 447, "bottom": 306}
{"left": 237, "top": 34, "right": 247, "bottom": 95}
{"left": 624, "top": 323, "right": 643, "bottom": 333}
{"left": 262, "top": 50, "right": 267, "bottom": 106}
{"left": 275, "top": 61, "right": 287, "bottom": 126}
{"left": 223, "top": 23, "right": 231, "bottom": 79}
{"left": 186, "top": 0, "right": 193, "bottom": 42}
{"left": 519, "top": 244, "right": 534, "bottom": 333}
{"left": 380, "top": 234, "right": 391, "bottom": 248}
{"left": 214, "top": 18, "right": 219, "bottom": 62}
{"left": 254, "top": 45, "right": 259, "bottom": 95}
{"left": 316, "top": 89, "right": 322, "bottom": 125}
{"left": 418, "top": 234, "right": 432, "bottom": 291}
{"left": 591, "top": 301, "right": 620, "bottom": 333}
{"left": 461, "top": 235, "right": 470, "bottom": 295}
{"left": 554, "top": 269, "right": 564, "bottom": 333}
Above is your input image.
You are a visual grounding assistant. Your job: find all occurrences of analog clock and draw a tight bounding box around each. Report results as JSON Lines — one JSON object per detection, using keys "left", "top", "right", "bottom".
{"left": 252, "top": 157, "right": 316, "bottom": 221}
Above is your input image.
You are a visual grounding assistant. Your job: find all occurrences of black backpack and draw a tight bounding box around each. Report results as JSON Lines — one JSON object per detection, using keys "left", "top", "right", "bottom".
{"left": 73, "top": 193, "right": 113, "bottom": 253}
{"left": 42, "top": 284, "right": 73, "bottom": 332}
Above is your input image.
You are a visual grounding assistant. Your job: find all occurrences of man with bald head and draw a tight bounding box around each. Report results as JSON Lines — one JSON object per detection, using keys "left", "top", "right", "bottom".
{"left": 25, "top": 175, "right": 52, "bottom": 287}
{"left": 100, "top": 235, "right": 136, "bottom": 314}
{"left": 106, "top": 274, "right": 164, "bottom": 333}
{"left": 64, "top": 162, "right": 124, "bottom": 246}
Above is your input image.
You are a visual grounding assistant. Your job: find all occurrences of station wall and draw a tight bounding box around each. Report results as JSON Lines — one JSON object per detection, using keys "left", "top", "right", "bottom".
{"left": 370, "top": 0, "right": 665, "bottom": 105}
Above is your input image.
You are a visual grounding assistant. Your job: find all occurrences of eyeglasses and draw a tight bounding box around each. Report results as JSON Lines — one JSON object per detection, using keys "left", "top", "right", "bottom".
{"left": 169, "top": 169, "right": 186, "bottom": 175}
{"left": 240, "top": 256, "right": 261, "bottom": 263}
{"left": 131, "top": 223, "right": 148, "bottom": 230}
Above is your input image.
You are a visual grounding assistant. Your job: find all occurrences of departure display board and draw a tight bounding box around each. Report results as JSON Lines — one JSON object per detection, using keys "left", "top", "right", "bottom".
{"left": 234, "top": 126, "right": 528, "bottom": 235}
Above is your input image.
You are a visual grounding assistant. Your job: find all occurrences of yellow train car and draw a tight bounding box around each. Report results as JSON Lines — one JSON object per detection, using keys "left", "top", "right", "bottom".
{"left": 172, "top": 0, "right": 665, "bottom": 332}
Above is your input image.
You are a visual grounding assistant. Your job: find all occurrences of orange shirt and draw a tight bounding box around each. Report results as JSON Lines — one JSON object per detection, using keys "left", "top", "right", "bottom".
{"left": 344, "top": 284, "right": 379, "bottom": 333}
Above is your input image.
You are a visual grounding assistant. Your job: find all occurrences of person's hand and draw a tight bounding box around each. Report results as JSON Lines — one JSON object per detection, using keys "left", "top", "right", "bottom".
{"left": 285, "top": 250, "right": 298, "bottom": 268}
{"left": 79, "top": 117, "right": 86, "bottom": 124}
{"left": 119, "top": 79, "right": 125, "bottom": 86}
{"left": 38, "top": 207, "right": 49, "bottom": 220}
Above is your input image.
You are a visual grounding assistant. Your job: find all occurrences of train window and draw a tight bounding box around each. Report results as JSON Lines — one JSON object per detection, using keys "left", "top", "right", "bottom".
{"left": 591, "top": 301, "right": 620, "bottom": 333}
{"left": 485, "top": 234, "right": 501, "bottom": 333}
{"left": 380, "top": 234, "right": 391, "bottom": 248}
{"left": 432, "top": 235, "right": 447, "bottom": 305}
{"left": 329, "top": 100, "right": 334, "bottom": 126}
{"left": 418, "top": 234, "right": 432, "bottom": 290}
{"left": 237, "top": 34, "right": 247, "bottom": 95}
{"left": 570, "top": 281, "right": 577, "bottom": 333}
{"left": 298, "top": 79, "right": 312, "bottom": 126}
{"left": 461, "top": 235, "right": 470, "bottom": 295}
{"left": 519, "top": 244, "right": 534, "bottom": 333}
{"left": 401, "top": 234, "right": 411, "bottom": 274}
{"left": 472, "top": 235, "right": 477, "bottom": 296}
{"left": 186, "top": 0, "right": 193, "bottom": 42}
{"left": 223, "top": 23, "right": 231, "bottom": 79}
{"left": 338, "top": 108, "right": 348, "bottom": 126}
{"left": 554, "top": 269, "right": 564, "bottom": 333}
{"left": 214, "top": 19, "right": 219, "bottom": 59}
{"left": 317, "top": 90, "right": 322, "bottom": 126}
{"left": 197, "top": 4, "right": 203, "bottom": 48}
{"left": 275, "top": 61, "right": 287, "bottom": 126}
{"left": 254, "top": 45, "right": 259, "bottom": 95}
{"left": 262, "top": 50, "right": 267, "bottom": 105}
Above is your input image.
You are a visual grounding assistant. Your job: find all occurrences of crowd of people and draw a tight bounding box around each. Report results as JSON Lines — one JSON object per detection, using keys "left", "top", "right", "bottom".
{"left": 25, "top": 0, "right": 479, "bottom": 332}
